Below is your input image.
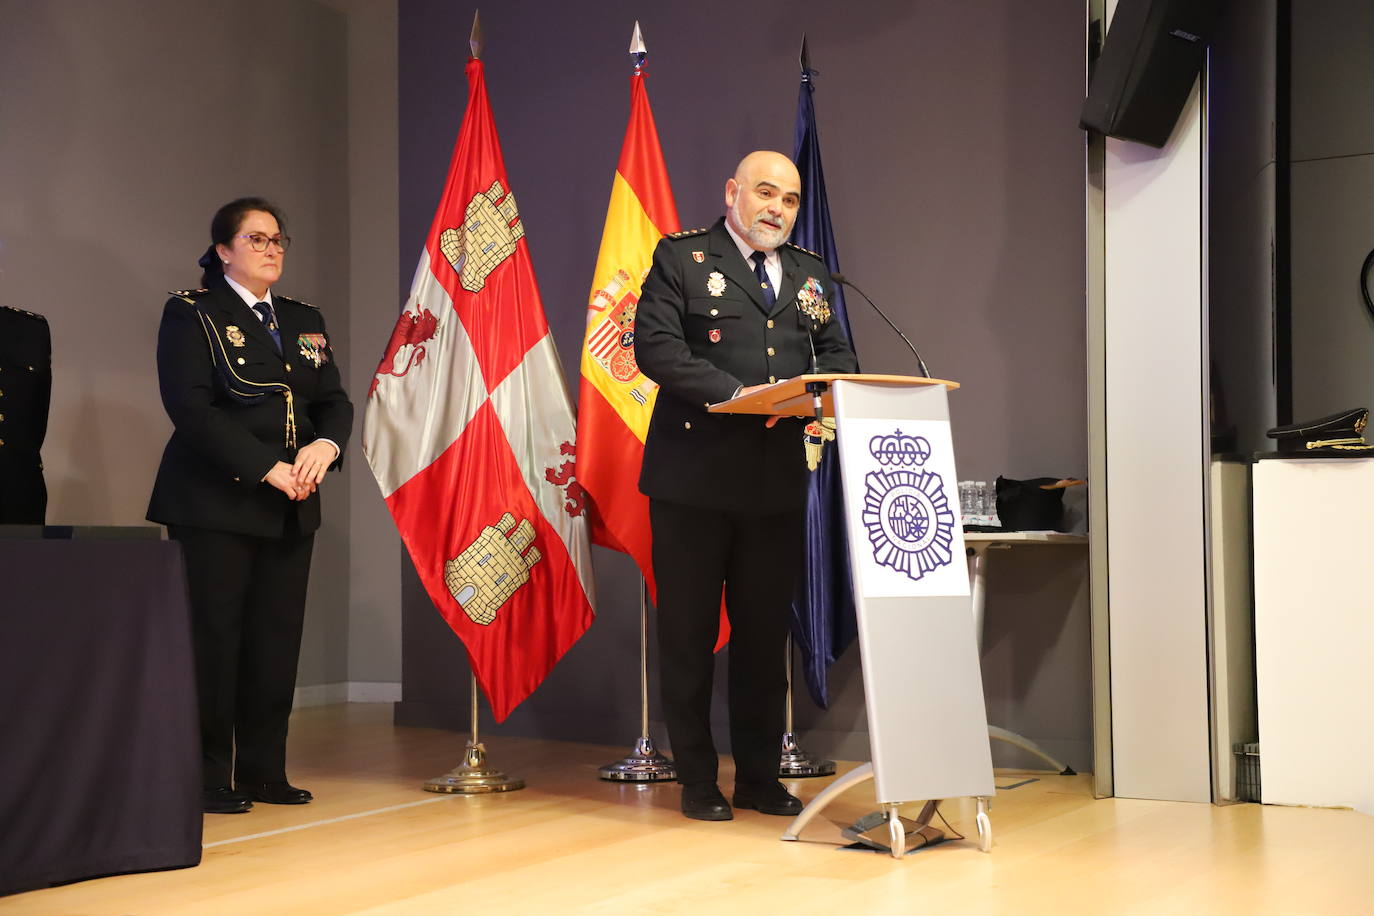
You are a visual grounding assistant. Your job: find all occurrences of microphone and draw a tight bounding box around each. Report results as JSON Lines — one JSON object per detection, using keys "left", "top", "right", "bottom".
{"left": 830, "top": 272, "right": 931, "bottom": 379}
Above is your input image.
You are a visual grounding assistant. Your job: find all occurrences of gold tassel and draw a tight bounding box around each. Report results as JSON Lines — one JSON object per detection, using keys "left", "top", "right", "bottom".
{"left": 283, "top": 390, "right": 297, "bottom": 451}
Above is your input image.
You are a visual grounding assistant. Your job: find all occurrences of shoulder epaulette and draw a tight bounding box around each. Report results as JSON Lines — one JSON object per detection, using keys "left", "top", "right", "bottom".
{"left": 667, "top": 227, "right": 709, "bottom": 239}
{"left": 275, "top": 294, "right": 319, "bottom": 309}
{"left": 1, "top": 305, "right": 47, "bottom": 322}
{"left": 784, "top": 241, "right": 822, "bottom": 259}
{"left": 168, "top": 288, "right": 209, "bottom": 303}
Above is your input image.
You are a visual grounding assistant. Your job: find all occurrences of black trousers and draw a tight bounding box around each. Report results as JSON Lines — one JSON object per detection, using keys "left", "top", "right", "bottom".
{"left": 0, "top": 463, "right": 46, "bottom": 524}
{"left": 169, "top": 521, "right": 314, "bottom": 788}
{"left": 650, "top": 498, "right": 804, "bottom": 786}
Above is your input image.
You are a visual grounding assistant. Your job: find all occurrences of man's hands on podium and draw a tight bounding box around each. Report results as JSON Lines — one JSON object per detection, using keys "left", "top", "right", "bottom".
{"left": 737, "top": 381, "right": 788, "bottom": 428}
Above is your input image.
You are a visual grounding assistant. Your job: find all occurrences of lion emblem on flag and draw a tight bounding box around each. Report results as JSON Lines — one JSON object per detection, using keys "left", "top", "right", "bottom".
{"left": 370, "top": 306, "right": 440, "bottom": 397}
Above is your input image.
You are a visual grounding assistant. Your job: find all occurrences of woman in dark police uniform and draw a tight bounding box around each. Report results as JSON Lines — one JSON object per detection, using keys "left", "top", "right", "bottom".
{"left": 148, "top": 198, "right": 352, "bottom": 814}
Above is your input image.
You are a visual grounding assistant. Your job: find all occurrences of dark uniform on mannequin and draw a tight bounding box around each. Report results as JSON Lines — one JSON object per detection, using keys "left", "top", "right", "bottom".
{"left": 147, "top": 198, "right": 352, "bottom": 814}
{"left": 0, "top": 306, "right": 51, "bottom": 524}
{"left": 635, "top": 151, "right": 857, "bottom": 821}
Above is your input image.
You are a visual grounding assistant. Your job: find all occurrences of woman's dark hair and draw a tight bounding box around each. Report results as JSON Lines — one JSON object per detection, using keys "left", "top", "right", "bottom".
{"left": 197, "top": 197, "right": 288, "bottom": 287}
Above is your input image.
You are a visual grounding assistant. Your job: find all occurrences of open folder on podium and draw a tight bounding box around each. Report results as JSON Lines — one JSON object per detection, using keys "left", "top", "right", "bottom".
{"left": 713, "top": 372, "right": 994, "bottom": 857}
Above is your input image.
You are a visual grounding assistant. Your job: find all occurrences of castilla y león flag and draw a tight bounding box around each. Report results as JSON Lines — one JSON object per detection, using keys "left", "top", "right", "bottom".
{"left": 363, "top": 57, "right": 594, "bottom": 722}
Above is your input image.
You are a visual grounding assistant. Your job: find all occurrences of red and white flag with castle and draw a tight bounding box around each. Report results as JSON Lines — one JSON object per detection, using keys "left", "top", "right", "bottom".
{"left": 363, "top": 56, "right": 594, "bottom": 721}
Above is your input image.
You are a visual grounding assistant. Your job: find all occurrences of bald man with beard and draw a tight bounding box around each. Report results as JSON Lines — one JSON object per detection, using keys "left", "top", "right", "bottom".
{"left": 634, "top": 151, "right": 858, "bottom": 821}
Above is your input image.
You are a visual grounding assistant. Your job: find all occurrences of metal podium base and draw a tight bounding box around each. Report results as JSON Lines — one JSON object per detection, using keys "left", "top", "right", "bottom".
{"left": 988, "top": 725, "right": 1077, "bottom": 775}
{"left": 778, "top": 732, "right": 837, "bottom": 778}
{"left": 424, "top": 741, "right": 525, "bottom": 794}
{"left": 842, "top": 804, "right": 947, "bottom": 855}
{"left": 598, "top": 735, "right": 677, "bottom": 782}
{"left": 781, "top": 763, "right": 993, "bottom": 858}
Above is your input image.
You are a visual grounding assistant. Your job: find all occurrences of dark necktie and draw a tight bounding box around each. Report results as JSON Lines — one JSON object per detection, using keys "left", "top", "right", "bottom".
{"left": 253, "top": 301, "right": 281, "bottom": 352}
{"left": 750, "top": 250, "right": 776, "bottom": 308}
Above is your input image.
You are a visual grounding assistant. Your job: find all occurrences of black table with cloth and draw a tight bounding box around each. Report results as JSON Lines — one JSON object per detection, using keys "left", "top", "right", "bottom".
{"left": 0, "top": 532, "right": 202, "bottom": 896}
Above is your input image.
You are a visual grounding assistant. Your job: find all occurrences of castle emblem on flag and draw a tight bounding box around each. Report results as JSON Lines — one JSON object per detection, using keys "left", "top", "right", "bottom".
{"left": 861, "top": 430, "right": 956, "bottom": 581}
{"left": 444, "top": 513, "right": 543, "bottom": 626}
{"left": 439, "top": 179, "right": 526, "bottom": 293}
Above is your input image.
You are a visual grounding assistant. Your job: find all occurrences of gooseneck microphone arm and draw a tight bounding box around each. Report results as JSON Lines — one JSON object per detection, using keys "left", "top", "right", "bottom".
{"left": 830, "top": 272, "right": 931, "bottom": 379}
{"left": 796, "top": 306, "right": 825, "bottom": 421}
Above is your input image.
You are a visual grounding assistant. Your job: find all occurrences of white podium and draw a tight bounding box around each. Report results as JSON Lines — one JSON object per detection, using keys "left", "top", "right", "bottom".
{"left": 711, "top": 374, "right": 995, "bottom": 856}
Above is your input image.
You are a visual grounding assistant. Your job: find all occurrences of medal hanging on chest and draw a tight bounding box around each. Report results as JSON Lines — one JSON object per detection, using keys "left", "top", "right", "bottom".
{"left": 297, "top": 333, "right": 329, "bottom": 368}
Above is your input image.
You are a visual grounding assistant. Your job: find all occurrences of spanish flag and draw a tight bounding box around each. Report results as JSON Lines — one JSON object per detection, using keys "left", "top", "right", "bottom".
{"left": 575, "top": 68, "right": 678, "bottom": 600}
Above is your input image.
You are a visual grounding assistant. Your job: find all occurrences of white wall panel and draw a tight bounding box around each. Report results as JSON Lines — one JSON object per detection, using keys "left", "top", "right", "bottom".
{"left": 1103, "top": 83, "right": 1213, "bottom": 803}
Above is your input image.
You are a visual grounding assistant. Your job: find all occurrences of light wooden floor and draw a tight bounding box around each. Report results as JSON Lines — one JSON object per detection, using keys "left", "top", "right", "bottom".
{"left": 6, "top": 703, "right": 1373, "bottom": 915}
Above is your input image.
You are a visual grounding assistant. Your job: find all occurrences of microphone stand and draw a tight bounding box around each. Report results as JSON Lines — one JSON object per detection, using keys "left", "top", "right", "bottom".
{"left": 801, "top": 302, "right": 827, "bottom": 420}
{"left": 778, "top": 303, "right": 837, "bottom": 780}
{"left": 830, "top": 272, "right": 931, "bottom": 378}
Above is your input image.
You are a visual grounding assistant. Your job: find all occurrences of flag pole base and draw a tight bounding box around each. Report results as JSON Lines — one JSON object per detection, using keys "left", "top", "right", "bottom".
{"left": 424, "top": 740, "right": 525, "bottom": 794}
{"left": 778, "top": 731, "right": 836, "bottom": 778}
{"left": 598, "top": 735, "right": 677, "bottom": 782}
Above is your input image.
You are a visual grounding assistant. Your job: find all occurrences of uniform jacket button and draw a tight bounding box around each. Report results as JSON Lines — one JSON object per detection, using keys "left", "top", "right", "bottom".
{"left": 767, "top": 320, "right": 774, "bottom": 329}
{"left": 684, "top": 421, "right": 692, "bottom": 430}
{"left": 767, "top": 347, "right": 775, "bottom": 356}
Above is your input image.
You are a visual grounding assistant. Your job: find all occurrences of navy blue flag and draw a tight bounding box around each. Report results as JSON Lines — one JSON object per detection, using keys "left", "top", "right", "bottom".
{"left": 789, "top": 64, "right": 859, "bottom": 708}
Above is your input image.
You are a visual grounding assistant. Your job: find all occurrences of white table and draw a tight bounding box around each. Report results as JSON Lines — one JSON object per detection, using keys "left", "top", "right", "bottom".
{"left": 965, "top": 531, "right": 1088, "bottom": 775}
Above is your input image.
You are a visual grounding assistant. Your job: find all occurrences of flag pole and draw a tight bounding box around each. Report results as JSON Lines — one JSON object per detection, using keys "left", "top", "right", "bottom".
{"left": 424, "top": 672, "right": 525, "bottom": 793}
{"left": 599, "top": 575, "right": 676, "bottom": 780}
{"left": 778, "top": 634, "right": 836, "bottom": 777}
{"left": 778, "top": 34, "right": 837, "bottom": 780}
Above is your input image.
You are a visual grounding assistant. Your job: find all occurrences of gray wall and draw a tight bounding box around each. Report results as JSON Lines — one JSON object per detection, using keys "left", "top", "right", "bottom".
{"left": 0, "top": 0, "right": 398, "bottom": 691}
{"left": 1290, "top": 2, "right": 1374, "bottom": 420}
{"left": 395, "top": 0, "right": 1093, "bottom": 772}
{"left": 325, "top": 0, "right": 404, "bottom": 692}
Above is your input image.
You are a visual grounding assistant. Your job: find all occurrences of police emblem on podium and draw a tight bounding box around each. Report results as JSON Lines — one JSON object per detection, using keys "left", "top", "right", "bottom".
{"left": 861, "top": 430, "right": 957, "bottom": 582}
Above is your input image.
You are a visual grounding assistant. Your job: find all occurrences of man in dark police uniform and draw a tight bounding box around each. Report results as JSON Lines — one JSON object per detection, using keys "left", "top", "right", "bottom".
{"left": 635, "top": 150, "right": 858, "bottom": 821}
{"left": 0, "top": 305, "right": 51, "bottom": 524}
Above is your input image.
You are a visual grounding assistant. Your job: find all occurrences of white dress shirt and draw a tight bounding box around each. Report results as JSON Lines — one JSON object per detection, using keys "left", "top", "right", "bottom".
{"left": 723, "top": 220, "right": 782, "bottom": 293}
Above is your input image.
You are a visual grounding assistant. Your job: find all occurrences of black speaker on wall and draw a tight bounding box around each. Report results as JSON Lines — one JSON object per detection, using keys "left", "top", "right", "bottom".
{"left": 1080, "top": 0, "right": 1221, "bottom": 148}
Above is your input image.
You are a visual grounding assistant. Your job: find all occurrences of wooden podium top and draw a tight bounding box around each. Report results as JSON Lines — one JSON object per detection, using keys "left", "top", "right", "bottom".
{"left": 707, "top": 373, "right": 958, "bottom": 417}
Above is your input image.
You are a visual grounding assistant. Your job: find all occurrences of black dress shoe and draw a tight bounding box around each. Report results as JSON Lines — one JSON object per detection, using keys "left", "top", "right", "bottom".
{"left": 202, "top": 786, "right": 253, "bottom": 814}
{"left": 238, "top": 781, "right": 313, "bottom": 805}
{"left": 680, "top": 782, "right": 732, "bottom": 821}
{"left": 732, "top": 780, "right": 803, "bottom": 816}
